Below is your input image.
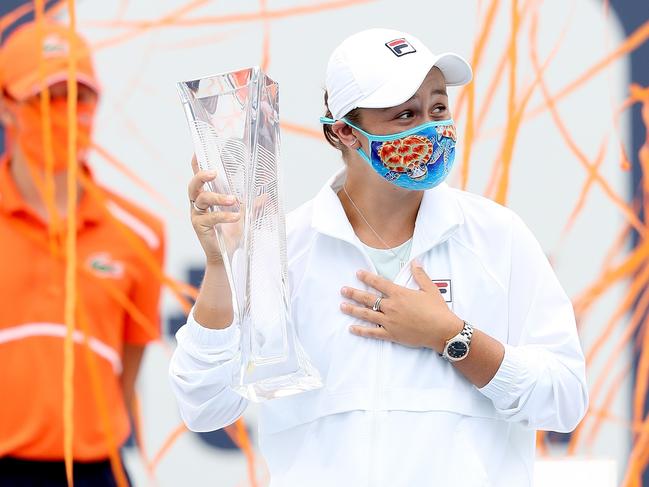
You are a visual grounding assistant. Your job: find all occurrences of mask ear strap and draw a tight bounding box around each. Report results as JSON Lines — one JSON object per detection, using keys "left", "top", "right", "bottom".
{"left": 355, "top": 147, "right": 372, "bottom": 164}
{"left": 319, "top": 116, "right": 371, "bottom": 138}
{"left": 319, "top": 116, "right": 372, "bottom": 162}
{"left": 341, "top": 118, "right": 372, "bottom": 139}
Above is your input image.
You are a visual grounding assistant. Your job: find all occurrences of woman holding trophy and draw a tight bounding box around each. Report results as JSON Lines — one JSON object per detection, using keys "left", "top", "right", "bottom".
{"left": 170, "top": 28, "right": 588, "bottom": 486}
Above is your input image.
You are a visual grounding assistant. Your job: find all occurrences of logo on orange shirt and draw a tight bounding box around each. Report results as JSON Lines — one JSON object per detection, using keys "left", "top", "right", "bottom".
{"left": 42, "top": 34, "right": 69, "bottom": 57}
{"left": 87, "top": 252, "right": 124, "bottom": 279}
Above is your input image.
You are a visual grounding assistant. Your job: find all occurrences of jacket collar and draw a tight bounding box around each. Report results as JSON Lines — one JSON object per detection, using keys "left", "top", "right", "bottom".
{"left": 0, "top": 155, "right": 103, "bottom": 227}
{"left": 311, "top": 168, "right": 464, "bottom": 257}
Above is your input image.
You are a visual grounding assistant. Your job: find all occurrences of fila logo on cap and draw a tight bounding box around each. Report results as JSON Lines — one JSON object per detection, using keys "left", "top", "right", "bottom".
{"left": 385, "top": 38, "right": 417, "bottom": 57}
{"left": 433, "top": 279, "right": 452, "bottom": 303}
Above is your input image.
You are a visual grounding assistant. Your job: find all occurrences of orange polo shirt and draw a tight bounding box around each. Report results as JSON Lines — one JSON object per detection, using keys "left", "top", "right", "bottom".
{"left": 0, "top": 157, "right": 164, "bottom": 461}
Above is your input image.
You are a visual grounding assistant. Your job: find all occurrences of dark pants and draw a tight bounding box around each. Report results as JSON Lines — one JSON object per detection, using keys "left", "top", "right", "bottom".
{"left": 0, "top": 457, "right": 131, "bottom": 487}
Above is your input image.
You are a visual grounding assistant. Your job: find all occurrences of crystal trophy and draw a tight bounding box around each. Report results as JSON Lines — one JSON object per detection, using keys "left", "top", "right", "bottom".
{"left": 177, "top": 67, "right": 322, "bottom": 401}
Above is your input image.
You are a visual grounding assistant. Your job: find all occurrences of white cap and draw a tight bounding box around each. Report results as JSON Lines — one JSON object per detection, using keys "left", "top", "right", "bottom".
{"left": 325, "top": 28, "right": 473, "bottom": 120}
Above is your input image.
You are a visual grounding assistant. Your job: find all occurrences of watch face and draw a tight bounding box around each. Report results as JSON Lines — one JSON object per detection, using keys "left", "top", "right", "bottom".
{"left": 447, "top": 341, "right": 468, "bottom": 359}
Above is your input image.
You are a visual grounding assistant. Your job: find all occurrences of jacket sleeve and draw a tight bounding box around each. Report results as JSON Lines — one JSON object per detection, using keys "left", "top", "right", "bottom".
{"left": 168, "top": 309, "right": 248, "bottom": 432}
{"left": 477, "top": 212, "right": 589, "bottom": 433}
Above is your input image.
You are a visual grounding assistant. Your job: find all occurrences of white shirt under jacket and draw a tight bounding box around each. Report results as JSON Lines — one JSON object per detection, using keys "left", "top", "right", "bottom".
{"left": 169, "top": 169, "right": 588, "bottom": 487}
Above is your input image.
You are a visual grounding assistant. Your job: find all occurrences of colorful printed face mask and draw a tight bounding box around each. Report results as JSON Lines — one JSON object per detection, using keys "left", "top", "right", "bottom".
{"left": 320, "top": 116, "right": 457, "bottom": 190}
{"left": 5, "top": 98, "right": 96, "bottom": 173}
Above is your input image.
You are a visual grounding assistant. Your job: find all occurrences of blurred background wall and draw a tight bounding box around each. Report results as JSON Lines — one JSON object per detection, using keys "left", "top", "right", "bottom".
{"left": 2, "top": 1, "right": 649, "bottom": 485}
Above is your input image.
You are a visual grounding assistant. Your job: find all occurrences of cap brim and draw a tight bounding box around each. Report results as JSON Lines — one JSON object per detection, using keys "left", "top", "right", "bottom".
{"left": 434, "top": 53, "right": 473, "bottom": 86}
{"left": 357, "top": 52, "right": 472, "bottom": 110}
{"left": 8, "top": 71, "right": 100, "bottom": 101}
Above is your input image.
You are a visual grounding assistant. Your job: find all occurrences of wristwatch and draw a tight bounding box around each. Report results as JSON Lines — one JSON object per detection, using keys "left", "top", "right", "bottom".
{"left": 441, "top": 321, "right": 474, "bottom": 362}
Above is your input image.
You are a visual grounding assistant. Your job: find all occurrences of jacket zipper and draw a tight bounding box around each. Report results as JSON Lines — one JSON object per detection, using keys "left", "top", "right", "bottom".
{"left": 361, "top": 245, "right": 414, "bottom": 487}
{"left": 370, "top": 325, "right": 383, "bottom": 487}
{"left": 361, "top": 245, "right": 421, "bottom": 487}
{"left": 354, "top": 227, "right": 459, "bottom": 487}
{"left": 350, "top": 242, "right": 382, "bottom": 487}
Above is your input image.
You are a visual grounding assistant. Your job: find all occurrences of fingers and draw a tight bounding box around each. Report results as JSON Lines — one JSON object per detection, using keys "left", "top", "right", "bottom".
{"left": 192, "top": 209, "right": 240, "bottom": 228}
{"left": 191, "top": 155, "right": 199, "bottom": 175}
{"left": 341, "top": 286, "right": 381, "bottom": 308}
{"left": 340, "top": 302, "right": 383, "bottom": 325}
{"left": 356, "top": 270, "right": 396, "bottom": 296}
{"left": 411, "top": 262, "right": 436, "bottom": 292}
{"left": 193, "top": 191, "right": 237, "bottom": 212}
{"left": 188, "top": 169, "right": 218, "bottom": 201}
{"left": 349, "top": 324, "right": 391, "bottom": 341}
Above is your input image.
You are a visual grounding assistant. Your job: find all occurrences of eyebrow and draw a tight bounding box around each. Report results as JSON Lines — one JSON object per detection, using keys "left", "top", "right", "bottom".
{"left": 380, "top": 88, "right": 448, "bottom": 111}
{"left": 404, "top": 88, "right": 448, "bottom": 103}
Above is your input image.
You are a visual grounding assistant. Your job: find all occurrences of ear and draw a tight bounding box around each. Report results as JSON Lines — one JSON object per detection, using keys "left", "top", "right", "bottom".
{"left": 331, "top": 120, "right": 360, "bottom": 150}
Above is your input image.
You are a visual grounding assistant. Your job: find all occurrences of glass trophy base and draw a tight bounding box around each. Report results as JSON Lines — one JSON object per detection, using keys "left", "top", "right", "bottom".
{"left": 233, "top": 366, "right": 323, "bottom": 402}
{"left": 232, "top": 315, "right": 323, "bottom": 402}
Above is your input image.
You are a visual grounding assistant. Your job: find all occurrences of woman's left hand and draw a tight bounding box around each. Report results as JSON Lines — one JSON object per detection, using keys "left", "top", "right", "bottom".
{"left": 340, "top": 261, "right": 464, "bottom": 353}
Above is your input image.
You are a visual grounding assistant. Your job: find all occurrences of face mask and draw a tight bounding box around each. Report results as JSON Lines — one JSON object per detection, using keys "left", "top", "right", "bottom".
{"left": 5, "top": 98, "right": 96, "bottom": 173}
{"left": 320, "top": 116, "right": 457, "bottom": 190}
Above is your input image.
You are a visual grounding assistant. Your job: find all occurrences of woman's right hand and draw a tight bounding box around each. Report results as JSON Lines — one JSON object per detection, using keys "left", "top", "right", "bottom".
{"left": 188, "top": 156, "right": 240, "bottom": 265}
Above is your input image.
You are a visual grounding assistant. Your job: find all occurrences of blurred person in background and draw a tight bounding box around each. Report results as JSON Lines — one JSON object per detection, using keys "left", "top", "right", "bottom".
{"left": 0, "top": 20, "right": 164, "bottom": 486}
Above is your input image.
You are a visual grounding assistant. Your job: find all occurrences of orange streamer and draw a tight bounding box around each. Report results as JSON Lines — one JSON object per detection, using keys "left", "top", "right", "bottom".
{"left": 569, "top": 266, "right": 649, "bottom": 453}
{"left": 132, "top": 394, "right": 157, "bottom": 482}
{"left": 63, "top": 0, "right": 79, "bottom": 483}
{"left": 582, "top": 363, "right": 632, "bottom": 453}
{"left": 259, "top": 0, "right": 270, "bottom": 72}
{"left": 573, "top": 241, "right": 649, "bottom": 317}
{"left": 90, "top": 0, "right": 375, "bottom": 52}
{"left": 460, "top": 0, "right": 500, "bottom": 189}
{"left": 529, "top": 18, "right": 645, "bottom": 238}
{"left": 485, "top": 4, "right": 568, "bottom": 199}
{"left": 148, "top": 422, "right": 188, "bottom": 471}
{"left": 90, "top": 141, "right": 182, "bottom": 217}
{"left": 77, "top": 172, "right": 193, "bottom": 314}
{"left": 493, "top": 0, "right": 520, "bottom": 205}
{"left": 77, "top": 296, "right": 129, "bottom": 487}
{"left": 280, "top": 121, "right": 323, "bottom": 140}
{"left": 559, "top": 139, "right": 608, "bottom": 239}
{"left": 34, "top": 0, "right": 62, "bottom": 255}
{"left": 525, "top": 17, "right": 649, "bottom": 123}
{"left": 225, "top": 419, "right": 259, "bottom": 487}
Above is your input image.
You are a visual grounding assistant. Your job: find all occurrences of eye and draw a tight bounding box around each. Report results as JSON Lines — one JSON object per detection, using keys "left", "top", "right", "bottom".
{"left": 432, "top": 104, "right": 447, "bottom": 114}
{"left": 396, "top": 110, "right": 413, "bottom": 120}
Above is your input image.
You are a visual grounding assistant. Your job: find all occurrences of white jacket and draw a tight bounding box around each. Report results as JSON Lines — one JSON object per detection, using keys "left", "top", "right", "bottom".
{"left": 169, "top": 170, "right": 588, "bottom": 486}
